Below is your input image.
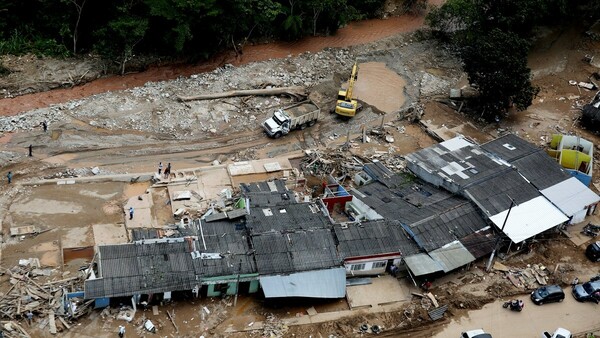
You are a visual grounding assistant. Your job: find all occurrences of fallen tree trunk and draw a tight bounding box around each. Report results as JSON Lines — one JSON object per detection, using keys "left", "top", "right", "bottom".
{"left": 177, "top": 86, "right": 307, "bottom": 102}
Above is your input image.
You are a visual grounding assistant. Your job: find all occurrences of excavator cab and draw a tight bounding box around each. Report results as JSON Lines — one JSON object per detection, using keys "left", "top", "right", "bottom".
{"left": 335, "top": 62, "right": 361, "bottom": 118}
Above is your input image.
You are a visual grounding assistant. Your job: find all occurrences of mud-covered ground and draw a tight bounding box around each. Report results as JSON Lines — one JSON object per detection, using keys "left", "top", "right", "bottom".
{"left": 1, "top": 2, "right": 600, "bottom": 338}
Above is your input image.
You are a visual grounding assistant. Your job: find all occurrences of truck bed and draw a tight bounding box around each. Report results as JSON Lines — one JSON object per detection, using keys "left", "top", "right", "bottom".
{"left": 284, "top": 102, "right": 319, "bottom": 118}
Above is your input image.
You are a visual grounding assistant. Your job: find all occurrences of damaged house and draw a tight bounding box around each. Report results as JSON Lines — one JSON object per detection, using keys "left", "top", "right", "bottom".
{"left": 338, "top": 162, "right": 494, "bottom": 279}
{"left": 84, "top": 218, "right": 258, "bottom": 304}
{"left": 243, "top": 181, "right": 345, "bottom": 298}
{"left": 406, "top": 135, "right": 599, "bottom": 245}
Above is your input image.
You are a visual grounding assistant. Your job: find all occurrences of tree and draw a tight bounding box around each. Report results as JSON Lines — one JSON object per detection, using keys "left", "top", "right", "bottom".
{"left": 95, "top": 1, "right": 148, "bottom": 74}
{"left": 426, "top": 0, "right": 563, "bottom": 120}
{"left": 65, "top": 0, "right": 87, "bottom": 54}
{"left": 281, "top": 0, "right": 303, "bottom": 40}
{"left": 462, "top": 29, "right": 538, "bottom": 118}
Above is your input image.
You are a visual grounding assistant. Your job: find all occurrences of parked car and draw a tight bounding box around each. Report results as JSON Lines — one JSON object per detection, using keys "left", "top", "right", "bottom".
{"left": 461, "top": 329, "right": 492, "bottom": 338}
{"left": 530, "top": 285, "right": 565, "bottom": 305}
{"left": 542, "top": 327, "right": 572, "bottom": 338}
{"left": 585, "top": 241, "right": 600, "bottom": 262}
{"left": 572, "top": 280, "right": 600, "bottom": 303}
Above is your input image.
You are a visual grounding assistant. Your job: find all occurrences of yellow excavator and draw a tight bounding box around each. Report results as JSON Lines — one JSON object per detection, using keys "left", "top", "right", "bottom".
{"left": 334, "top": 62, "right": 361, "bottom": 118}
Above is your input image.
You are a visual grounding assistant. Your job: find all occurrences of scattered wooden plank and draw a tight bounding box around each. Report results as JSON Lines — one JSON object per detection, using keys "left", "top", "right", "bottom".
{"left": 306, "top": 306, "right": 317, "bottom": 316}
{"left": 57, "top": 316, "right": 71, "bottom": 330}
{"left": 411, "top": 292, "right": 425, "bottom": 298}
{"left": 48, "top": 310, "right": 57, "bottom": 335}
{"left": 426, "top": 292, "right": 439, "bottom": 308}
{"left": 167, "top": 310, "right": 179, "bottom": 333}
{"left": 9, "top": 321, "right": 32, "bottom": 338}
{"left": 493, "top": 262, "right": 509, "bottom": 272}
{"left": 152, "top": 305, "right": 159, "bottom": 316}
{"left": 507, "top": 273, "right": 523, "bottom": 288}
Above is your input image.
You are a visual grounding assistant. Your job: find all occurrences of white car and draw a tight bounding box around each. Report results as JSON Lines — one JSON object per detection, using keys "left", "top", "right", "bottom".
{"left": 542, "top": 328, "right": 572, "bottom": 338}
{"left": 461, "top": 329, "right": 492, "bottom": 338}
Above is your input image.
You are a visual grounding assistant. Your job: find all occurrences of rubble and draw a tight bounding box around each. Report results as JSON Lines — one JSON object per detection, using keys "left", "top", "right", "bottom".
{"left": 0, "top": 265, "right": 87, "bottom": 335}
{"left": 493, "top": 263, "right": 551, "bottom": 289}
{"left": 260, "top": 313, "right": 288, "bottom": 338}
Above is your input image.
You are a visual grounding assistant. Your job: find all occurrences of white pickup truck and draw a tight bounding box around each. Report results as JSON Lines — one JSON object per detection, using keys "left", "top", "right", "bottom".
{"left": 262, "top": 100, "right": 320, "bottom": 138}
{"left": 542, "top": 328, "right": 571, "bottom": 338}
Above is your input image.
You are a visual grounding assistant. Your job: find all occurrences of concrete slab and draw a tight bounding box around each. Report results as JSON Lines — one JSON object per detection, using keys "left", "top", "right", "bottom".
{"left": 346, "top": 275, "right": 411, "bottom": 309}
{"left": 62, "top": 226, "right": 94, "bottom": 248}
{"left": 167, "top": 182, "right": 204, "bottom": 216}
{"left": 10, "top": 225, "right": 38, "bottom": 236}
{"left": 196, "top": 166, "right": 233, "bottom": 209}
{"left": 93, "top": 224, "right": 128, "bottom": 245}
{"left": 227, "top": 158, "right": 293, "bottom": 176}
{"left": 124, "top": 193, "right": 156, "bottom": 228}
{"left": 564, "top": 218, "right": 598, "bottom": 247}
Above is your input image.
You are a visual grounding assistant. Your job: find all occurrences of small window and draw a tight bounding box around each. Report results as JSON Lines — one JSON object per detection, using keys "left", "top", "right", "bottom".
{"left": 372, "top": 261, "right": 386, "bottom": 268}
{"left": 351, "top": 263, "right": 366, "bottom": 271}
{"left": 163, "top": 254, "right": 169, "bottom": 261}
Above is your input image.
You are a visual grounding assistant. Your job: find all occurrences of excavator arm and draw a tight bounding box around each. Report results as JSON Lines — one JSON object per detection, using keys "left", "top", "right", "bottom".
{"left": 346, "top": 62, "right": 358, "bottom": 100}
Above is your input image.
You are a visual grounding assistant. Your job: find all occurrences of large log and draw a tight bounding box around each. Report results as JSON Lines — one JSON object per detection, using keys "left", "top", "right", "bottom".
{"left": 177, "top": 86, "right": 307, "bottom": 102}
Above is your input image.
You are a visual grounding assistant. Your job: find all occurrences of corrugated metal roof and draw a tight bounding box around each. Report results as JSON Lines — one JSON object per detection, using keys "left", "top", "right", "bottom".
{"left": 404, "top": 253, "right": 444, "bottom": 276}
{"left": 252, "top": 229, "right": 341, "bottom": 275}
{"left": 354, "top": 179, "right": 488, "bottom": 253}
{"left": 511, "top": 151, "right": 570, "bottom": 190}
{"left": 334, "top": 220, "right": 420, "bottom": 259}
{"left": 428, "top": 241, "right": 475, "bottom": 272}
{"left": 480, "top": 133, "right": 539, "bottom": 162}
{"left": 246, "top": 203, "right": 329, "bottom": 234}
{"left": 489, "top": 196, "right": 568, "bottom": 243}
{"left": 460, "top": 227, "right": 496, "bottom": 259}
{"left": 541, "top": 177, "right": 600, "bottom": 216}
{"left": 464, "top": 169, "right": 541, "bottom": 216}
{"left": 86, "top": 220, "right": 257, "bottom": 299}
{"left": 259, "top": 267, "right": 346, "bottom": 298}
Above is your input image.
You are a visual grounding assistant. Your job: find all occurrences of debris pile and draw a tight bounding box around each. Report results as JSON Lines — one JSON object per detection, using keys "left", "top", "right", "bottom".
{"left": 493, "top": 262, "right": 550, "bottom": 289}
{"left": 260, "top": 313, "right": 288, "bottom": 338}
{"left": 0, "top": 265, "right": 87, "bottom": 335}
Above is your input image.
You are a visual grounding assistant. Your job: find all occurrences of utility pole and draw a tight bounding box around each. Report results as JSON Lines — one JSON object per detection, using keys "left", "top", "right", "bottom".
{"left": 486, "top": 196, "right": 516, "bottom": 272}
{"left": 233, "top": 259, "right": 242, "bottom": 307}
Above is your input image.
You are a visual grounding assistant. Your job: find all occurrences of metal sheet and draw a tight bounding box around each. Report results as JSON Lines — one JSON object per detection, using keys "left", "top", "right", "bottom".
{"left": 489, "top": 196, "right": 568, "bottom": 243}
{"left": 428, "top": 241, "right": 475, "bottom": 273}
{"left": 541, "top": 177, "right": 600, "bottom": 217}
{"left": 259, "top": 267, "right": 346, "bottom": 298}
{"left": 404, "top": 253, "right": 443, "bottom": 276}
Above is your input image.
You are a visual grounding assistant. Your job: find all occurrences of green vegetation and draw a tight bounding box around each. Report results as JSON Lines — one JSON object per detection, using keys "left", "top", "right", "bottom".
{"left": 0, "top": 0, "right": 385, "bottom": 72}
{"left": 426, "top": 0, "right": 597, "bottom": 121}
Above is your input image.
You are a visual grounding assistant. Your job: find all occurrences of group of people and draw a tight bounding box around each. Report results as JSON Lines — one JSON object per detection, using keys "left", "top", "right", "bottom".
{"left": 158, "top": 162, "right": 171, "bottom": 179}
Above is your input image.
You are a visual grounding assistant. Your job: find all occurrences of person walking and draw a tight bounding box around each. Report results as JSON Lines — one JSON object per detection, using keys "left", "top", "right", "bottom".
{"left": 6, "top": 171, "right": 12, "bottom": 184}
{"left": 28, "top": 144, "right": 32, "bottom": 157}
{"left": 129, "top": 207, "right": 134, "bottom": 220}
{"left": 158, "top": 162, "right": 163, "bottom": 175}
{"left": 118, "top": 325, "right": 125, "bottom": 338}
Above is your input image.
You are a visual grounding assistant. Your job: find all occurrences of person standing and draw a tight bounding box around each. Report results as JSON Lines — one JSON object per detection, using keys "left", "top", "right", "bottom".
{"left": 28, "top": 144, "right": 32, "bottom": 157}
{"left": 118, "top": 325, "right": 125, "bottom": 338}
{"left": 129, "top": 207, "right": 134, "bottom": 220}
{"left": 6, "top": 171, "right": 12, "bottom": 184}
{"left": 164, "top": 162, "right": 171, "bottom": 179}
{"left": 42, "top": 121, "right": 47, "bottom": 132}
{"left": 158, "top": 162, "right": 163, "bottom": 175}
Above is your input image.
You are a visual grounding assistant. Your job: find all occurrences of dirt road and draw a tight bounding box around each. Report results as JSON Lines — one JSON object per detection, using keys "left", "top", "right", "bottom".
{"left": 435, "top": 294, "right": 598, "bottom": 337}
